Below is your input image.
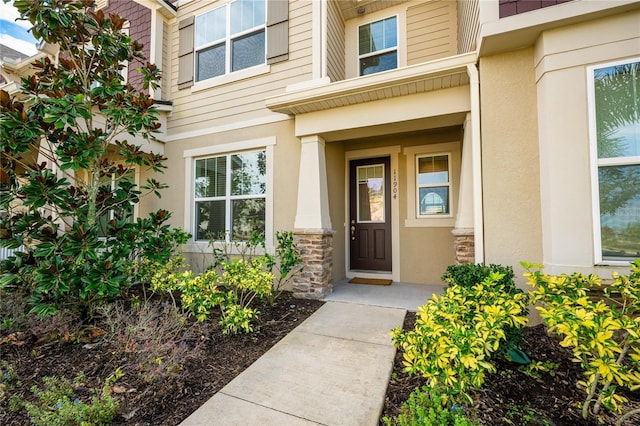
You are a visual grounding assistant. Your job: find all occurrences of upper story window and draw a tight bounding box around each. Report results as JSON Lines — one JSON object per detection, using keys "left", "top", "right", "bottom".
{"left": 589, "top": 59, "right": 640, "bottom": 262}
{"left": 358, "top": 16, "right": 397, "bottom": 76}
{"left": 195, "top": 0, "right": 266, "bottom": 82}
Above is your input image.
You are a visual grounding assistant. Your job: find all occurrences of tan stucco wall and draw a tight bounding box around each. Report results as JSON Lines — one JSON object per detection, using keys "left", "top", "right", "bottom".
{"left": 534, "top": 10, "right": 640, "bottom": 276}
{"left": 329, "top": 128, "right": 461, "bottom": 285}
{"left": 480, "top": 47, "right": 543, "bottom": 283}
{"left": 161, "top": 119, "right": 301, "bottom": 271}
{"left": 480, "top": 10, "right": 640, "bottom": 281}
{"left": 395, "top": 130, "right": 461, "bottom": 284}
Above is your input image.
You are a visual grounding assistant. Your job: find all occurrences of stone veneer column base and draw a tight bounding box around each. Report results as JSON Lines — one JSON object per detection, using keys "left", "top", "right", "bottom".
{"left": 293, "top": 229, "right": 335, "bottom": 299}
{"left": 452, "top": 228, "right": 475, "bottom": 264}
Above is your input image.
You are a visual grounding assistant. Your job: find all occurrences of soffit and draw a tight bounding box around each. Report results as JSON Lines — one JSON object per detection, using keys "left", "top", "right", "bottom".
{"left": 338, "top": 0, "right": 410, "bottom": 20}
{"left": 265, "top": 52, "right": 477, "bottom": 116}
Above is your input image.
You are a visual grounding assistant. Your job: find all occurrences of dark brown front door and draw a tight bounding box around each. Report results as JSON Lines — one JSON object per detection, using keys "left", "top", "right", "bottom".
{"left": 349, "top": 157, "right": 392, "bottom": 272}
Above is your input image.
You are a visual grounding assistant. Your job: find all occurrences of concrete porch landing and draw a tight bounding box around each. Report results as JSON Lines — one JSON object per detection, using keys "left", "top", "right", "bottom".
{"left": 179, "top": 302, "right": 406, "bottom": 426}
{"left": 324, "top": 279, "right": 443, "bottom": 312}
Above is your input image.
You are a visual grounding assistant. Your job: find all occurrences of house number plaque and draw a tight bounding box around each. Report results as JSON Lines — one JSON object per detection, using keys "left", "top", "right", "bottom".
{"left": 393, "top": 169, "right": 398, "bottom": 200}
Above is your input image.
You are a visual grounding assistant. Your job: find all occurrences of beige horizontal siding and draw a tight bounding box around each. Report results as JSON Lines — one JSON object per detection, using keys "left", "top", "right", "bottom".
{"left": 167, "top": 0, "right": 312, "bottom": 135}
{"left": 161, "top": 19, "right": 169, "bottom": 101}
{"left": 327, "top": 0, "right": 345, "bottom": 82}
{"left": 407, "top": 0, "right": 457, "bottom": 65}
{"left": 457, "top": 0, "right": 479, "bottom": 53}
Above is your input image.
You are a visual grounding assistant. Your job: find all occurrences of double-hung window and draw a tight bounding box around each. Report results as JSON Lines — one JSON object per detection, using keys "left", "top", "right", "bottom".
{"left": 194, "top": 150, "right": 266, "bottom": 241}
{"left": 589, "top": 59, "right": 640, "bottom": 262}
{"left": 195, "top": 0, "right": 266, "bottom": 82}
{"left": 416, "top": 154, "right": 451, "bottom": 216}
{"left": 358, "top": 16, "right": 397, "bottom": 76}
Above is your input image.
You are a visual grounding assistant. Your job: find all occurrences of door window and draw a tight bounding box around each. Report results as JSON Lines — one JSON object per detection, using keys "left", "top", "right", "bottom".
{"left": 357, "top": 164, "right": 385, "bottom": 222}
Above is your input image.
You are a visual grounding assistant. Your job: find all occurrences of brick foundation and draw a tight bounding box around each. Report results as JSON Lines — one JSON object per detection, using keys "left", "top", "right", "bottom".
{"left": 452, "top": 228, "right": 475, "bottom": 264}
{"left": 293, "top": 229, "right": 334, "bottom": 299}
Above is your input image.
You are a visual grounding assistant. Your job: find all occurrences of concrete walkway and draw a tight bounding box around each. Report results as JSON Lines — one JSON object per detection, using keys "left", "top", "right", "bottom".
{"left": 180, "top": 301, "right": 406, "bottom": 426}
{"left": 325, "top": 279, "right": 442, "bottom": 311}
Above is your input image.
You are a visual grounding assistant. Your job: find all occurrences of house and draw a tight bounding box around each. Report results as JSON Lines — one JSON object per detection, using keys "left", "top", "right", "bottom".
{"left": 3, "top": 0, "right": 639, "bottom": 297}
{"left": 156, "top": 0, "right": 638, "bottom": 298}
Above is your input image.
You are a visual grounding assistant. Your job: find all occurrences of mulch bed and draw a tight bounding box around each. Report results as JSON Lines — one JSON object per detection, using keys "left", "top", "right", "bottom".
{"left": 0, "top": 292, "right": 323, "bottom": 426}
{"left": 4, "top": 300, "right": 640, "bottom": 425}
{"left": 380, "top": 312, "right": 640, "bottom": 425}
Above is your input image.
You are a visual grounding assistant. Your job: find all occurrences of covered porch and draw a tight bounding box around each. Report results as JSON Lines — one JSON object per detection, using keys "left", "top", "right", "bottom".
{"left": 266, "top": 52, "right": 483, "bottom": 299}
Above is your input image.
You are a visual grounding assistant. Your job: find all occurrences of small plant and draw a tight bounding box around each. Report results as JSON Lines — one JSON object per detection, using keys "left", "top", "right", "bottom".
{"left": 0, "top": 361, "right": 22, "bottom": 411}
{"left": 382, "top": 386, "right": 479, "bottom": 426}
{"left": 525, "top": 260, "right": 640, "bottom": 424}
{"left": 25, "top": 373, "right": 118, "bottom": 426}
{"left": 264, "top": 231, "right": 303, "bottom": 301}
{"left": 504, "top": 403, "right": 550, "bottom": 426}
{"left": 518, "top": 361, "right": 558, "bottom": 380}
{"left": 392, "top": 271, "right": 529, "bottom": 404}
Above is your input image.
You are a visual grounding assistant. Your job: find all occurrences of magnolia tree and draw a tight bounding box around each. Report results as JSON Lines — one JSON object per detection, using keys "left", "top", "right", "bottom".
{"left": 0, "top": 0, "right": 188, "bottom": 315}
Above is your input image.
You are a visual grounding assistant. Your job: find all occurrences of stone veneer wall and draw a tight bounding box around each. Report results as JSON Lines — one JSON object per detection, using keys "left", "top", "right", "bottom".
{"left": 293, "top": 230, "right": 334, "bottom": 299}
{"left": 452, "top": 229, "right": 475, "bottom": 264}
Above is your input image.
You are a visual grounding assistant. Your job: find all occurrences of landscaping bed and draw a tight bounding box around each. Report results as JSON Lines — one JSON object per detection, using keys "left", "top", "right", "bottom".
{"left": 0, "top": 292, "right": 323, "bottom": 426}
{"left": 381, "top": 312, "right": 640, "bottom": 426}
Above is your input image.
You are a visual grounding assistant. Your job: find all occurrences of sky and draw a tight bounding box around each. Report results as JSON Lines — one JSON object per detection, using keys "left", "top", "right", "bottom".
{"left": 0, "top": 0, "right": 39, "bottom": 56}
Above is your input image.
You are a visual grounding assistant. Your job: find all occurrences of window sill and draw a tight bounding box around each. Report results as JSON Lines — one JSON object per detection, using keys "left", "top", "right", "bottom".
{"left": 596, "top": 260, "right": 637, "bottom": 267}
{"left": 192, "top": 64, "right": 270, "bottom": 93}
{"left": 405, "top": 217, "right": 455, "bottom": 228}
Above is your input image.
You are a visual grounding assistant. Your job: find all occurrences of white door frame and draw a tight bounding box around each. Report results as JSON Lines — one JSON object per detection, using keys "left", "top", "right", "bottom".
{"left": 344, "top": 146, "right": 401, "bottom": 281}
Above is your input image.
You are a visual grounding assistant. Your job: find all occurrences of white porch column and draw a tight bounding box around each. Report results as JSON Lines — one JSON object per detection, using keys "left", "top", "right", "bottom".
{"left": 294, "top": 135, "right": 332, "bottom": 230}
{"left": 455, "top": 113, "right": 475, "bottom": 230}
{"left": 293, "top": 135, "right": 334, "bottom": 299}
{"left": 452, "top": 113, "right": 476, "bottom": 264}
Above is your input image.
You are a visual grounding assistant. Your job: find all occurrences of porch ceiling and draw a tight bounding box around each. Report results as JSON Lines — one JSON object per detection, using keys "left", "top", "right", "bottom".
{"left": 265, "top": 52, "right": 477, "bottom": 116}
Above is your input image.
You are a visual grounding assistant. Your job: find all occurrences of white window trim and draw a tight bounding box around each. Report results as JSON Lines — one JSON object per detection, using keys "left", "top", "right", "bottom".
{"left": 192, "top": 63, "right": 270, "bottom": 92}
{"left": 194, "top": 0, "right": 267, "bottom": 83}
{"left": 588, "top": 56, "right": 640, "bottom": 266}
{"left": 415, "top": 153, "right": 452, "bottom": 219}
{"left": 183, "top": 137, "right": 275, "bottom": 252}
{"left": 404, "top": 142, "right": 459, "bottom": 228}
{"left": 357, "top": 14, "right": 399, "bottom": 77}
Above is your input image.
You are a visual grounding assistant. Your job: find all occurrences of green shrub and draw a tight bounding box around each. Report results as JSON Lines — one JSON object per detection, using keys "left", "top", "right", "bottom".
{"left": 392, "top": 272, "right": 529, "bottom": 404}
{"left": 382, "top": 386, "right": 478, "bottom": 426}
{"left": 149, "top": 257, "right": 273, "bottom": 334}
{"left": 25, "top": 372, "right": 119, "bottom": 426}
{"left": 525, "top": 260, "right": 640, "bottom": 424}
{"left": 210, "top": 230, "right": 303, "bottom": 302}
{"left": 441, "top": 263, "right": 527, "bottom": 357}
{"left": 441, "top": 263, "right": 515, "bottom": 290}
{"left": 147, "top": 230, "right": 301, "bottom": 334}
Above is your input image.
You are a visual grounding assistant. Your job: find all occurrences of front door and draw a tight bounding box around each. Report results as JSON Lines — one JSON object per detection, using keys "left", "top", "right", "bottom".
{"left": 349, "top": 157, "right": 392, "bottom": 272}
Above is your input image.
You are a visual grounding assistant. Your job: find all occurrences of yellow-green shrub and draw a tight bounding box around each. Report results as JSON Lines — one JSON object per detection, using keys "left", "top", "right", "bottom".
{"left": 147, "top": 257, "right": 273, "bottom": 334}
{"left": 391, "top": 272, "right": 529, "bottom": 404}
{"left": 525, "top": 260, "right": 640, "bottom": 423}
